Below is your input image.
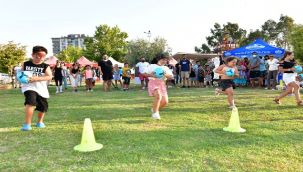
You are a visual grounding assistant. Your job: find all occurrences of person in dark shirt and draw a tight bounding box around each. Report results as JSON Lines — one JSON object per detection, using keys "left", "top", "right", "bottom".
{"left": 274, "top": 51, "right": 302, "bottom": 105}
{"left": 179, "top": 56, "right": 191, "bottom": 88}
{"left": 98, "top": 55, "right": 113, "bottom": 92}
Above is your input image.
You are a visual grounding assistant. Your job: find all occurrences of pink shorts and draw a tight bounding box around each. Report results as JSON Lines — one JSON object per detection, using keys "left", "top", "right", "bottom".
{"left": 139, "top": 73, "right": 148, "bottom": 81}
{"left": 148, "top": 79, "right": 168, "bottom": 97}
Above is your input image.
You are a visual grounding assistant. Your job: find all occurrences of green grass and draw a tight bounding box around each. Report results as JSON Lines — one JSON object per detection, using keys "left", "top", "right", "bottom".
{"left": 0, "top": 85, "right": 302, "bottom": 171}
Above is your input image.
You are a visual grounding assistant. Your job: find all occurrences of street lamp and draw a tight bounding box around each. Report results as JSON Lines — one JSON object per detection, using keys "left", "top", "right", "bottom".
{"left": 144, "top": 30, "right": 151, "bottom": 43}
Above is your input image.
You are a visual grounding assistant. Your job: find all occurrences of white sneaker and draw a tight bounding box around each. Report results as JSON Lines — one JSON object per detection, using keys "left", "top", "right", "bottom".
{"left": 142, "top": 87, "right": 145, "bottom": 90}
{"left": 56, "top": 90, "right": 59, "bottom": 94}
{"left": 265, "top": 88, "right": 268, "bottom": 90}
{"left": 90, "top": 89, "right": 93, "bottom": 92}
{"left": 271, "top": 88, "right": 275, "bottom": 91}
{"left": 152, "top": 112, "right": 161, "bottom": 120}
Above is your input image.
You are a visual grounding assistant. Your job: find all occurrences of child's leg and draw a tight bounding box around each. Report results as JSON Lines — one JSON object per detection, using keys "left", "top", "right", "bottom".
{"left": 159, "top": 95, "right": 168, "bottom": 109}
{"left": 152, "top": 89, "right": 162, "bottom": 113}
{"left": 276, "top": 85, "right": 293, "bottom": 100}
{"left": 85, "top": 79, "right": 89, "bottom": 90}
{"left": 24, "top": 105, "right": 35, "bottom": 125}
{"left": 37, "top": 112, "right": 45, "bottom": 123}
{"left": 224, "top": 87, "right": 235, "bottom": 106}
{"left": 291, "top": 83, "right": 302, "bottom": 102}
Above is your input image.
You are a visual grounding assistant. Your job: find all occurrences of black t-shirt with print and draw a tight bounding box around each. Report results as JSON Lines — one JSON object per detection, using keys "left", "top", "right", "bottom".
{"left": 280, "top": 60, "right": 296, "bottom": 73}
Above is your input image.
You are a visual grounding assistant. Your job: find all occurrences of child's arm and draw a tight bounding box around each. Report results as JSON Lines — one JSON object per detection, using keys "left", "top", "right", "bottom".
{"left": 29, "top": 66, "right": 53, "bottom": 82}
{"left": 215, "top": 65, "right": 225, "bottom": 75}
{"left": 234, "top": 67, "right": 240, "bottom": 78}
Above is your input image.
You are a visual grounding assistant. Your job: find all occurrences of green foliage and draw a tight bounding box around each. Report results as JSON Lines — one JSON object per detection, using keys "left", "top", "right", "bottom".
{"left": 290, "top": 25, "right": 303, "bottom": 62}
{"left": 204, "top": 15, "right": 295, "bottom": 50}
{"left": 195, "top": 44, "right": 211, "bottom": 53}
{"left": 57, "top": 46, "right": 83, "bottom": 63}
{"left": 205, "top": 22, "right": 246, "bottom": 52}
{"left": 0, "top": 41, "right": 26, "bottom": 74}
{"left": 240, "top": 29, "right": 265, "bottom": 46}
{"left": 275, "top": 15, "right": 295, "bottom": 49}
{"left": 83, "top": 24, "right": 128, "bottom": 62}
{"left": 125, "top": 37, "right": 167, "bottom": 65}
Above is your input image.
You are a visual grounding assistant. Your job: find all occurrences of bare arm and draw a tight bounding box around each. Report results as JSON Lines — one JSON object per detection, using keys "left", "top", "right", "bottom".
{"left": 29, "top": 66, "right": 53, "bottom": 82}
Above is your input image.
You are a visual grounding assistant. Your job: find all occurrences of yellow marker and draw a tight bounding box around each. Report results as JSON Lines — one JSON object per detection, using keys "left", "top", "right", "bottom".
{"left": 223, "top": 107, "right": 246, "bottom": 133}
{"left": 74, "top": 118, "right": 103, "bottom": 152}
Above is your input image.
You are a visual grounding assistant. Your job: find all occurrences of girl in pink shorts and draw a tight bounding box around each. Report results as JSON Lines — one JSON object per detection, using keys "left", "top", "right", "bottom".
{"left": 143, "top": 53, "right": 173, "bottom": 119}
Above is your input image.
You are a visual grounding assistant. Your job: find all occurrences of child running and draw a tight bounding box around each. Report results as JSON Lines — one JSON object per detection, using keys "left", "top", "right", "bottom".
{"left": 215, "top": 57, "right": 239, "bottom": 109}
{"left": 143, "top": 53, "right": 173, "bottom": 119}
{"left": 20, "top": 46, "right": 52, "bottom": 131}
{"left": 113, "top": 64, "right": 122, "bottom": 89}
{"left": 273, "top": 51, "right": 303, "bottom": 105}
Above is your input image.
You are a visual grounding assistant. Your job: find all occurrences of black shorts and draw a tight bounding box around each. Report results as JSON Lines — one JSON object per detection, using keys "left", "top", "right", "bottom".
{"left": 198, "top": 77, "right": 204, "bottom": 83}
{"left": 219, "top": 79, "right": 235, "bottom": 91}
{"left": 24, "top": 90, "right": 48, "bottom": 112}
{"left": 102, "top": 74, "right": 113, "bottom": 81}
{"left": 250, "top": 71, "right": 260, "bottom": 79}
{"left": 123, "top": 76, "right": 131, "bottom": 85}
{"left": 259, "top": 71, "right": 267, "bottom": 78}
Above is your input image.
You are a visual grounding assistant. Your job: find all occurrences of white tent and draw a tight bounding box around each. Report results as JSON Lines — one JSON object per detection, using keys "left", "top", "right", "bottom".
{"left": 108, "top": 57, "right": 124, "bottom": 68}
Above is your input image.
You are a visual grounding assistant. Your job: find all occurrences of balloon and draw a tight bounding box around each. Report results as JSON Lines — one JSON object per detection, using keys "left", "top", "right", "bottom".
{"left": 17, "top": 71, "right": 29, "bottom": 84}
{"left": 294, "top": 65, "right": 302, "bottom": 73}
{"left": 225, "top": 68, "right": 235, "bottom": 77}
{"left": 154, "top": 67, "right": 165, "bottom": 79}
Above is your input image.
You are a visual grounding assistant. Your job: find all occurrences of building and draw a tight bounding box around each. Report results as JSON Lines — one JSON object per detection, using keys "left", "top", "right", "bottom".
{"left": 51, "top": 34, "right": 87, "bottom": 55}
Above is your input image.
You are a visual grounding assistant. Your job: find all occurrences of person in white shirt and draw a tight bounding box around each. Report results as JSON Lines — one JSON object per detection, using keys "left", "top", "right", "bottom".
{"left": 136, "top": 57, "right": 150, "bottom": 90}
{"left": 266, "top": 55, "right": 279, "bottom": 90}
{"left": 13, "top": 64, "right": 22, "bottom": 88}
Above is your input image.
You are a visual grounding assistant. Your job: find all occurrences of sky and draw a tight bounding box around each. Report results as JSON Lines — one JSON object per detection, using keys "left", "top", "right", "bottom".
{"left": 1, "top": 0, "right": 303, "bottom": 57}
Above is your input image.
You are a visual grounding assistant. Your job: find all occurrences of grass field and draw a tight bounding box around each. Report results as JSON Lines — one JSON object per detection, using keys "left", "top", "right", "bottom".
{"left": 0, "top": 85, "right": 302, "bottom": 171}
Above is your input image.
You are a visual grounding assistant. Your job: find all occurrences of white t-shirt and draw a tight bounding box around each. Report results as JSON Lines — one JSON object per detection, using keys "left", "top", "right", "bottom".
{"left": 21, "top": 61, "right": 50, "bottom": 98}
{"left": 136, "top": 62, "right": 150, "bottom": 74}
{"left": 267, "top": 59, "right": 279, "bottom": 71}
{"left": 144, "top": 64, "right": 173, "bottom": 80}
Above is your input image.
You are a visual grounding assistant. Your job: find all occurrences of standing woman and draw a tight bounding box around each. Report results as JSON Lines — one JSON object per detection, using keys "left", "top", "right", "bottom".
{"left": 274, "top": 51, "right": 302, "bottom": 105}
{"left": 70, "top": 63, "right": 80, "bottom": 92}
{"left": 54, "top": 60, "right": 63, "bottom": 93}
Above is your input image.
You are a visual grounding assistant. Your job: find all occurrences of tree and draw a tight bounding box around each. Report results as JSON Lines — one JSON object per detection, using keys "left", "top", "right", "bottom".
{"left": 276, "top": 15, "right": 295, "bottom": 49}
{"left": 83, "top": 24, "right": 128, "bottom": 62}
{"left": 57, "top": 46, "right": 83, "bottom": 63}
{"left": 205, "top": 22, "right": 246, "bottom": 52}
{"left": 125, "top": 37, "right": 167, "bottom": 65}
{"left": 0, "top": 41, "right": 26, "bottom": 74}
{"left": 195, "top": 43, "right": 211, "bottom": 53}
{"left": 240, "top": 29, "right": 265, "bottom": 46}
{"left": 290, "top": 25, "right": 303, "bottom": 62}
{"left": 261, "top": 19, "right": 278, "bottom": 42}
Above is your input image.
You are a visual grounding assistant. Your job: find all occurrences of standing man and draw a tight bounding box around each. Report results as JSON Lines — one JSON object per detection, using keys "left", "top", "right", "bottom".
{"left": 179, "top": 55, "right": 191, "bottom": 88}
{"left": 136, "top": 57, "right": 149, "bottom": 90}
{"left": 98, "top": 55, "right": 113, "bottom": 92}
{"left": 249, "top": 52, "right": 261, "bottom": 88}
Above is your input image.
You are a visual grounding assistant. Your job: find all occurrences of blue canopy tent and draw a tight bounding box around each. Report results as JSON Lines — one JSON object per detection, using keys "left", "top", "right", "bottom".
{"left": 223, "top": 39, "right": 285, "bottom": 58}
